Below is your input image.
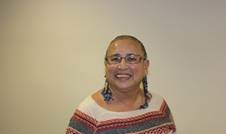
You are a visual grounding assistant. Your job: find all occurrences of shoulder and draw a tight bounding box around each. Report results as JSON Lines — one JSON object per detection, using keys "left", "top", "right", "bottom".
{"left": 150, "top": 92, "right": 174, "bottom": 109}
{"left": 75, "top": 90, "right": 103, "bottom": 115}
{"left": 146, "top": 91, "right": 172, "bottom": 111}
{"left": 77, "top": 95, "right": 95, "bottom": 111}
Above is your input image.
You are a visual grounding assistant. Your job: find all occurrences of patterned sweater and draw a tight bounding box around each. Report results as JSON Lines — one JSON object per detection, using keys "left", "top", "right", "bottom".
{"left": 66, "top": 92, "right": 176, "bottom": 134}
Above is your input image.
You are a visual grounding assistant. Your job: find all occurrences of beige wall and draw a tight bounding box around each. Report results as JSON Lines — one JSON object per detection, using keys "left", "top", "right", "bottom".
{"left": 1, "top": 0, "right": 226, "bottom": 134}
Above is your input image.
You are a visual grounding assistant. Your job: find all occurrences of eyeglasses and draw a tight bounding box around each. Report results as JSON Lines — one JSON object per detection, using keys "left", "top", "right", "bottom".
{"left": 105, "top": 54, "right": 145, "bottom": 64}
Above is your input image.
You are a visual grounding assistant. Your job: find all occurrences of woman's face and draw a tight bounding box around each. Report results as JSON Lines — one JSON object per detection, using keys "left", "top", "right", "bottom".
{"left": 105, "top": 39, "right": 149, "bottom": 92}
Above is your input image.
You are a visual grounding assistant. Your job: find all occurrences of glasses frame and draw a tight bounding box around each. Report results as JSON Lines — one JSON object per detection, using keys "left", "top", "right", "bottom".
{"left": 105, "top": 54, "right": 146, "bottom": 65}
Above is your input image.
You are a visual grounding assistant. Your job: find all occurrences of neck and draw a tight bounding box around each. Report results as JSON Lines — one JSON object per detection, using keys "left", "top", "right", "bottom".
{"left": 110, "top": 86, "right": 144, "bottom": 104}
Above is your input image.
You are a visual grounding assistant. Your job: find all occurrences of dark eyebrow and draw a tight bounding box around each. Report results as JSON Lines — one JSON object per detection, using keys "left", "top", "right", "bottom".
{"left": 108, "top": 53, "right": 139, "bottom": 57}
{"left": 108, "top": 53, "right": 121, "bottom": 57}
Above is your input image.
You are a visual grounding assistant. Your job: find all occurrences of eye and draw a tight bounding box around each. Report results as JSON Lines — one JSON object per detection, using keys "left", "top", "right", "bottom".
{"left": 126, "top": 55, "right": 138, "bottom": 63}
{"left": 110, "top": 56, "right": 121, "bottom": 63}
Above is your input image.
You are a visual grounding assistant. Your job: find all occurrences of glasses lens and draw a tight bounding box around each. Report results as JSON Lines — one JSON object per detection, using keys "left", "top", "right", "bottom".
{"left": 125, "top": 55, "right": 140, "bottom": 64}
{"left": 108, "top": 56, "right": 121, "bottom": 64}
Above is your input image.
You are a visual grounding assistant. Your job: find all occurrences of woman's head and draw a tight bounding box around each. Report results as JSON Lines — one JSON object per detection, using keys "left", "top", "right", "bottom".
{"left": 104, "top": 35, "right": 149, "bottom": 91}
{"left": 105, "top": 35, "right": 147, "bottom": 60}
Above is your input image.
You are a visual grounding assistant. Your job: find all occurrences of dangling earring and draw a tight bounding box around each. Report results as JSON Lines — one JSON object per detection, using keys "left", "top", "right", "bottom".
{"left": 143, "top": 75, "right": 148, "bottom": 95}
{"left": 101, "top": 79, "right": 113, "bottom": 102}
{"left": 139, "top": 75, "right": 151, "bottom": 109}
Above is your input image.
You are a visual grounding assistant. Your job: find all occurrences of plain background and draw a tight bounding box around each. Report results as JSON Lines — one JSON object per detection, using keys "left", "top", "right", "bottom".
{"left": 1, "top": 0, "right": 226, "bottom": 134}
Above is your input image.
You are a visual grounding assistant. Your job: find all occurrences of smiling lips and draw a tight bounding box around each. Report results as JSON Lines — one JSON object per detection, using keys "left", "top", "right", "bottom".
{"left": 115, "top": 73, "right": 132, "bottom": 80}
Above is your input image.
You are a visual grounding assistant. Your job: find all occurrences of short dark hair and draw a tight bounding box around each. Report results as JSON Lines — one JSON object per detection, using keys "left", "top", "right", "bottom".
{"left": 106, "top": 35, "right": 148, "bottom": 60}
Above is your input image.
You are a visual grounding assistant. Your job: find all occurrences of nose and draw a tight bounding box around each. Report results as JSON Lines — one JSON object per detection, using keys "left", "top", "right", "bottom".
{"left": 118, "top": 58, "right": 128, "bottom": 69}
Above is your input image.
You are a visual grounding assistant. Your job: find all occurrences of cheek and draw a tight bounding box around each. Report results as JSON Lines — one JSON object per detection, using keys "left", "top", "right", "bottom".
{"left": 105, "top": 66, "right": 115, "bottom": 76}
{"left": 133, "top": 66, "right": 146, "bottom": 76}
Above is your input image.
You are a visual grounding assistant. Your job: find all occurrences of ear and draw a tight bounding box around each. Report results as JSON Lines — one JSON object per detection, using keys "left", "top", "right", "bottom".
{"left": 144, "top": 60, "right": 150, "bottom": 69}
{"left": 144, "top": 60, "right": 150, "bottom": 74}
{"left": 104, "top": 64, "right": 108, "bottom": 76}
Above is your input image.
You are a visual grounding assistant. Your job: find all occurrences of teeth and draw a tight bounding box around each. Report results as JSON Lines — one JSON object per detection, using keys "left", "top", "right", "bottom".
{"left": 116, "top": 74, "right": 131, "bottom": 78}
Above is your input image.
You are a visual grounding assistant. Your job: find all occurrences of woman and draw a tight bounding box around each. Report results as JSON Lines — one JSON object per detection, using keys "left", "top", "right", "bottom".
{"left": 66, "top": 35, "right": 176, "bottom": 134}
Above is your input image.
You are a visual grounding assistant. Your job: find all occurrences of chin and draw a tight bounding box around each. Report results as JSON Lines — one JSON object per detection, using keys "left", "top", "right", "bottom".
{"left": 115, "top": 84, "right": 136, "bottom": 91}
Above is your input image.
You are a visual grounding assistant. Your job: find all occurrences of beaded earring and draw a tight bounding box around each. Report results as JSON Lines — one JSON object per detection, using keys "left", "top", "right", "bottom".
{"left": 139, "top": 75, "right": 151, "bottom": 109}
{"left": 101, "top": 79, "right": 113, "bottom": 102}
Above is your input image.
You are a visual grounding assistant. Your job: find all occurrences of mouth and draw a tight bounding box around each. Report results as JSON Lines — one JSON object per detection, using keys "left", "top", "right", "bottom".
{"left": 115, "top": 73, "right": 132, "bottom": 80}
